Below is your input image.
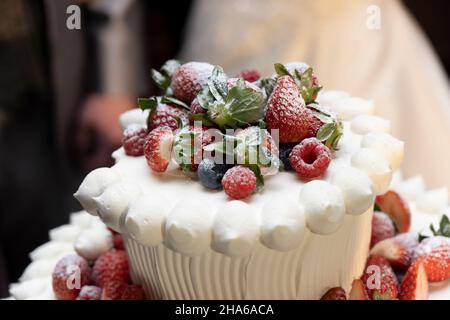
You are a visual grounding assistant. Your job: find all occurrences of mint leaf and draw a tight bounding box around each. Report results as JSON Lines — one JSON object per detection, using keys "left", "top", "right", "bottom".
{"left": 138, "top": 97, "right": 158, "bottom": 110}
{"left": 161, "top": 96, "right": 189, "bottom": 110}
{"left": 247, "top": 164, "right": 264, "bottom": 192}
{"left": 197, "top": 85, "right": 215, "bottom": 110}
{"left": 316, "top": 123, "right": 336, "bottom": 142}
{"left": 207, "top": 66, "right": 228, "bottom": 102}
{"left": 274, "top": 63, "right": 290, "bottom": 76}
{"left": 151, "top": 69, "right": 170, "bottom": 91}
{"left": 257, "top": 77, "right": 276, "bottom": 97}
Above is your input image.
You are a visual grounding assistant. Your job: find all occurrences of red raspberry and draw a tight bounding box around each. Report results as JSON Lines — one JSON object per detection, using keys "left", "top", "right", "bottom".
{"left": 237, "top": 69, "right": 261, "bottom": 82}
{"left": 52, "top": 255, "right": 91, "bottom": 300}
{"left": 121, "top": 285, "right": 146, "bottom": 300}
{"left": 122, "top": 125, "right": 148, "bottom": 156}
{"left": 76, "top": 285, "right": 102, "bottom": 300}
{"left": 92, "top": 250, "right": 130, "bottom": 288}
{"left": 113, "top": 233, "right": 125, "bottom": 250}
{"left": 101, "top": 281, "right": 127, "bottom": 300}
{"left": 148, "top": 103, "right": 189, "bottom": 132}
{"left": 289, "top": 138, "right": 331, "bottom": 180}
{"left": 222, "top": 166, "right": 257, "bottom": 200}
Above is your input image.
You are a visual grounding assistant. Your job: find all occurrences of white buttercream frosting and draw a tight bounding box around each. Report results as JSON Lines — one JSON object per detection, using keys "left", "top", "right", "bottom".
{"left": 74, "top": 167, "right": 121, "bottom": 215}
{"left": 165, "top": 198, "right": 213, "bottom": 256}
{"left": 93, "top": 181, "right": 142, "bottom": 232}
{"left": 319, "top": 94, "right": 374, "bottom": 120}
{"left": 125, "top": 194, "right": 170, "bottom": 246}
{"left": 351, "top": 114, "right": 391, "bottom": 135}
{"left": 361, "top": 132, "right": 404, "bottom": 170}
{"left": 351, "top": 148, "right": 392, "bottom": 195}
{"left": 119, "top": 108, "right": 149, "bottom": 130}
{"left": 212, "top": 201, "right": 260, "bottom": 256}
{"left": 74, "top": 225, "right": 113, "bottom": 261}
{"left": 260, "top": 196, "right": 305, "bottom": 251}
{"left": 300, "top": 180, "right": 346, "bottom": 235}
{"left": 331, "top": 167, "right": 375, "bottom": 216}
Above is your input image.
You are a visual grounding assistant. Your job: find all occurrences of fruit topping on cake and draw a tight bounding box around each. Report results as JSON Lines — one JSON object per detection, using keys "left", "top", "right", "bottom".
{"left": 123, "top": 60, "right": 353, "bottom": 200}
{"left": 375, "top": 190, "right": 411, "bottom": 232}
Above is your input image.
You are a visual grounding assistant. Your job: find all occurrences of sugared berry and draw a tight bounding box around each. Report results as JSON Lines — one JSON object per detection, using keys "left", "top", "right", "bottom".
{"left": 237, "top": 69, "right": 261, "bottom": 82}
{"left": 289, "top": 138, "right": 331, "bottom": 180}
{"left": 121, "top": 285, "right": 146, "bottom": 300}
{"left": 171, "top": 62, "right": 214, "bottom": 103}
{"left": 144, "top": 126, "right": 174, "bottom": 173}
{"left": 113, "top": 233, "right": 125, "bottom": 250}
{"left": 279, "top": 143, "right": 297, "bottom": 171}
{"left": 92, "top": 250, "right": 130, "bottom": 288}
{"left": 222, "top": 166, "right": 257, "bottom": 199}
{"left": 52, "top": 255, "right": 91, "bottom": 300}
{"left": 122, "top": 124, "right": 148, "bottom": 156}
{"left": 198, "top": 158, "right": 228, "bottom": 190}
{"left": 101, "top": 281, "right": 126, "bottom": 300}
{"left": 76, "top": 285, "right": 102, "bottom": 300}
{"left": 190, "top": 98, "right": 206, "bottom": 116}
{"left": 148, "top": 103, "right": 189, "bottom": 132}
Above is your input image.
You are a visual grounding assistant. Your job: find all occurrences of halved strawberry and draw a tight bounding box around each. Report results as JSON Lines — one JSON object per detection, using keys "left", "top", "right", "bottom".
{"left": 376, "top": 190, "right": 411, "bottom": 233}
{"left": 349, "top": 279, "right": 369, "bottom": 300}
{"left": 265, "top": 76, "right": 322, "bottom": 143}
{"left": 370, "top": 232, "right": 419, "bottom": 272}
{"left": 144, "top": 126, "right": 174, "bottom": 173}
{"left": 320, "top": 287, "right": 346, "bottom": 300}
{"left": 413, "top": 236, "right": 450, "bottom": 282}
{"left": 361, "top": 255, "right": 399, "bottom": 300}
{"left": 371, "top": 211, "right": 396, "bottom": 248}
{"left": 399, "top": 259, "right": 429, "bottom": 300}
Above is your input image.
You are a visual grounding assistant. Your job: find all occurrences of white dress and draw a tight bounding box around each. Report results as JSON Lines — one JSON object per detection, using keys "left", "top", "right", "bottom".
{"left": 181, "top": 0, "right": 450, "bottom": 190}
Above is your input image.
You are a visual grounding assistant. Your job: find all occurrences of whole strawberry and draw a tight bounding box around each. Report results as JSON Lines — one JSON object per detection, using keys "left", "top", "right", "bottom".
{"left": 320, "top": 287, "right": 346, "bottom": 300}
{"left": 76, "top": 285, "right": 102, "bottom": 300}
{"left": 413, "top": 236, "right": 450, "bottom": 282}
{"left": 370, "top": 211, "right": 395, "bottom": 248}
{"left": 148, "top": 103, "right": 189, "bottom": 132}
{"left": 361, "top": 255, "right": 399, "bottom": 300}
{"left": 92, "top": 250, "right": 130, "bottom": 288}
{"left": 121, "top": 285, "right": 146, "bottom": 300}
{"left": 171, "top": 62, "right": 214, "bottom": 103}
{"left": 122, "top": 124, "right": 148, "bottom": 156}
{"left": 52, "top": 255, "right": 91, "bottom": 300}
{"left": 265, "top": 76, "right": 322, "bottom": 143}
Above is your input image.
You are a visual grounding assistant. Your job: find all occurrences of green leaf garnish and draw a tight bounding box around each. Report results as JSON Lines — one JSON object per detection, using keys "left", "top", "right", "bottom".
{"left": 138, "top": 97, "right": 158, "bottom": 110}
{"left": 247, "top": 164, "right": 264, "bottom": 192}
{"left": 418, "top": 214, "right": 450, "bottom": 242}
{"left": 257, "top": 77, "right": 276, "bottom": 97}
{"left": 161, "top": 96, "right": 190, "bottom": 110}
{"left": 191, "top": 114, "right": 215, "bottom": 127}
{"left": 151, "top": 59, "right": 181, "bottom": 94}
{"left": 207, "top": 66, "right": 228, "bottom": 103}
{"left": 274, "top": 63, "right": 290, "bottom": 76}
{"left": 160, "top": 59, "right": 181, "bottom": 78}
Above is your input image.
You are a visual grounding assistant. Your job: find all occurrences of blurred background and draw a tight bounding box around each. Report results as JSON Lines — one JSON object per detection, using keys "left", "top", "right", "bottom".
{"left": 0, "top": 0, "right": 449, "bottom": 297}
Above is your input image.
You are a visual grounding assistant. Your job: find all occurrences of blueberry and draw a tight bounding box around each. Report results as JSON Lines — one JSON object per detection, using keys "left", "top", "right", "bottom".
{"left": 279, "top": 143, "right": 297, "bottom": 171}
{"left": 198, "top": 158, "right": 228, "bottom": 190}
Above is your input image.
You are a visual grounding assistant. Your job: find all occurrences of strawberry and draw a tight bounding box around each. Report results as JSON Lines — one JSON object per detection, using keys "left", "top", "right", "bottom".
{"left": 121, "top": 285, "right": 146, "bottom": 300}
{"left": 288, "top": 137, "right": 331, "bottom": 180}
{"left": 349, "top": 279, "right": 369, "bottom": 300}
{"left": 101, "top": 281, "right": 127, "bottom": 300}
{"left": 399, "top": 259, "right": 429, "bottom": 300}
{"left": 190, "top": 98, "right": 206, "bottom": 116}
{"left": 122, "top": 125, "right": 148, "bottom": 156}
{"left": 237, "top": 69, "right": 261, "bottom": 82}
{"left": 222, "top": 166, "right": 257, "bottom": 200}
{"left": 375, "top": 190, "right": 411, "bottom": 233}
{"left": 147, "top": 103, "right": 189, "bottom": 132}
{"left": 171, "top": 62, "right": 214, "bottom": 103}
{"left": 265, "top": 75, "right": 322, "bottom": 143}
{"left": 113, "top": 233, "right": 125, "bottom": 250}
{"left": 92, "top": 250, "right": 130, "bottom": 288}
{"left": 370, "top": 232, "right": 419, "bottom": 272}
{"left": 144, "top": 126, "right": 174, "bottom": 173}
{"left": 52, "top": 255, "right": 91, "bottom": 300}
{"left": 361, "top": 255, "right": 399, "bottom": 300}
{"left": 76, "top": 285, "right": 102, "bottom": 300}
{"left": 413, "top": 236, "right": 450, "bottom": 282}
{"left": 370, "top": 211, "right": 396, "bottom": 248}
{"left": 320, "top": 287, "right": 346, "bottom": 300}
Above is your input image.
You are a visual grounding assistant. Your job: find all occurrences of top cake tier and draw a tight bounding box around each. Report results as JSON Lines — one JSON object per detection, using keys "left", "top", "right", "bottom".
{"left": 74, "top": 60, "right": 404, "bottom": 257}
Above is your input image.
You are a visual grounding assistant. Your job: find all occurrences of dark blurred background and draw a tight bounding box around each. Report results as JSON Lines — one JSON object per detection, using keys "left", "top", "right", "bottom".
{"left": 0, "top": 0, "right": 449, "bottom": 298}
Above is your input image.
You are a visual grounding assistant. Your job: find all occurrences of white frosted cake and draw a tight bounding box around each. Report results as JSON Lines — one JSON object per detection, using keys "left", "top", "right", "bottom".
{"left": 73, "top": 60, "right": 406, "bottom": 299}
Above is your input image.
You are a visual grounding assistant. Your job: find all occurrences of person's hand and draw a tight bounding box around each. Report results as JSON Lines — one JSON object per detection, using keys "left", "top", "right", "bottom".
{"left": 75, "top": 94, "right": 135, "bottom": 171}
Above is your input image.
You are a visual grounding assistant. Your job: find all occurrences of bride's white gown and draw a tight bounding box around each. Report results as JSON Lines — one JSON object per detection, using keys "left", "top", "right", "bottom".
{"left": 181, "top": 0, "right": 450, "bottom": 190}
